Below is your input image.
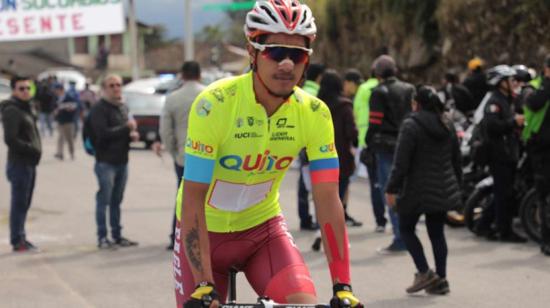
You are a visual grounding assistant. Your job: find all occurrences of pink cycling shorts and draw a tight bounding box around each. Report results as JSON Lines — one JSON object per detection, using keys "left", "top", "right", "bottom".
{"left": 173, "top": 215, "right": 316, "bottom": 307}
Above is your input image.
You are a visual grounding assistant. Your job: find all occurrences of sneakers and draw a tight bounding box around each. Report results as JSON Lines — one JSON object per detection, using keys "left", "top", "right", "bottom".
{"left": 425, "top": 277, "right": 450, "bottom": 295}
{"left": 375, "top": 225, "right": 385, "bottom": 233}
{"left": 12, "top": 239, "right": 38, "bottom": 252}
{"left": 54, "top": 153, "right": 64, "bottom": 160}
{"left": 345, "top": 215, "right": 363, "bottom": 227}
{"left": 406, "top": 269, "right": 439, "bottom": 294}
{"left": 376, "top": 242, "right": 407, "bottom": 255}
{"left": 300, "top": 221, "right": 320, "bottom": 231}
{"left": 98, "top": 238, "right": 115, "bottom": 249}
{"left": 114, "top": 237, "right": 139, "bottom": 247}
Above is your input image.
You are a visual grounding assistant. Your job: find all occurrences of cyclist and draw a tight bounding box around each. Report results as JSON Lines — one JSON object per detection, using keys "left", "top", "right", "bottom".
{"left": 173, "top": 1, "right": 363, "bottom": 308}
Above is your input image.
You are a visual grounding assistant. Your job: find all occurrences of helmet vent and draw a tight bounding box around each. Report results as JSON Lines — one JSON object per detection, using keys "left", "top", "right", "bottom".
{"left": 300, "top": 10, "right": 307, "bottom": 24}
{"left": 261, "top": 5, "right": 278, "bottom": 23}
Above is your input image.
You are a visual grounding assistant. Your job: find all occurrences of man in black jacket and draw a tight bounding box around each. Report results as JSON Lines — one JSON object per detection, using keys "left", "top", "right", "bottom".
{"left": 89, "top": 74, "right": 139, "bottom": 249}
{"left": 1, "top": 76, "right": 42, "bottom": 252}
{"left": 366, "top": 55, "right": 415, "bottom": 253}
{"left": 481, "top": 65, "right": 526, "bottom": 243}
{"left": 526, "top": 56, "right": 550, "bottom": 255}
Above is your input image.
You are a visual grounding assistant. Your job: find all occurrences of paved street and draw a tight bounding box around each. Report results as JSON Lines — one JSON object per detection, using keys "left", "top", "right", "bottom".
{"left": 1, "top": 129, "right": 549, "bottom": 308}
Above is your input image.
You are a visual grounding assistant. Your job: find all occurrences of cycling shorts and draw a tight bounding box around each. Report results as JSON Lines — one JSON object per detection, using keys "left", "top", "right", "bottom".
{"left": 173, "top": 215, "right": 316, "bottom": 306}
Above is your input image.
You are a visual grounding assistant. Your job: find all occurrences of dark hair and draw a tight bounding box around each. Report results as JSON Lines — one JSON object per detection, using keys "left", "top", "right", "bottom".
{"left": 545, "top": 54, "right": 550, "bottom": 68}
{"left": 181, "top": 61, "right": 201, "bottom": 80}
{"left": 306, "top": 63, "right": 326, "bottom": 82}
{"left": 317, "top": 69, "right": 343, "bottom": 109}
{"left": 444, "top": 71, "right": 459, "bottom": 83}
{"left": 414, "top": 85, "right": 444, "bottom": 114}
{"left": 373, "top": 55, "right": 397, "bottom": 79}
{"left": 344, "top": 69, "right": 364, "bottom": 85}
{"left": 10, "top": 75, "right": 30, "bottom": 89}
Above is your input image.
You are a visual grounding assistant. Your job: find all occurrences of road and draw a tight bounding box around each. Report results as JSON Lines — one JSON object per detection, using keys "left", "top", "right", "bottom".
{"left": 1, "top": 128, "right": 549, "bottom": 308}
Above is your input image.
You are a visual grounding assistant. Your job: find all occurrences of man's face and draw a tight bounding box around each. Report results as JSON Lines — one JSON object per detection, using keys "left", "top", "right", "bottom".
{"left": 544, "top": 66, "right": 550, "bottom": 78}
{"left": 251, "top": 33, "right": 309, "bottom": 97}
{"left": 12, "top": 80, "right": 32, "bottom": 101}
{"left": 343, "top": 81, "right": 358, "bottom": 98}
{"left": 103, "top": 76, "right": 123, "bottom": 103}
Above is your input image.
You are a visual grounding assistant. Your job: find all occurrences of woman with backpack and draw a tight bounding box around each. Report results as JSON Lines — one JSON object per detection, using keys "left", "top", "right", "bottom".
{"left": 385, "top": 86, "right": 462, "bottom": 295}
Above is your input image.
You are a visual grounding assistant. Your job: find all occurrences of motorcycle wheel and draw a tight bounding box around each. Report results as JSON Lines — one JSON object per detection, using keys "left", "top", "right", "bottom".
{"left": 464, "top": 186, "right": 493, "bottom": 233}
{"left": 519, "top": 188, "right": 541, "bottom": 243}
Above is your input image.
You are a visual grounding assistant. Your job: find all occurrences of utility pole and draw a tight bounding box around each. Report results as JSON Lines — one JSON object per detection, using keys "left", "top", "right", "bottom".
{"left": 128, "top": 0, "right": 140, "bottom": 80}
{"left": 184, "top": 0, "right": 194, "bottom": 61}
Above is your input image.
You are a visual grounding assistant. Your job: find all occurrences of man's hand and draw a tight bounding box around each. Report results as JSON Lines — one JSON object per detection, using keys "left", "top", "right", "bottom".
{"left": 130, "top": 131, "right": 140, "bottom": 142}
{"left": 385, "top": 193, "right": 396, "bottom": 209}
{"left": 152, "top": 141, "right": 162, "bottom": 157}
{"left": 127, "top": 119, "right": 137, "bottom": 131}
{"left": 330, "top": 284, "right": 364, "bottom": 308}
{"left": 184, "top": 282, "right": 219, "bottom": 308}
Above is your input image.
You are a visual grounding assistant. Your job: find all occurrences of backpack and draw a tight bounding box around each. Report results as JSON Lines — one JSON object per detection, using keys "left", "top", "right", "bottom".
{"left": 469, "top": 119, "right": 490, "bottom": 166}
{"left": 82, "top": 112, "right": 96, "bottom": 156}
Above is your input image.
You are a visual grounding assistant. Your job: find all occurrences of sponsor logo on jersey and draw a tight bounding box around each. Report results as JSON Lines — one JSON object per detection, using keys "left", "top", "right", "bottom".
{"left": 320, "top": 143, "right": 336, "bottom": 153}
{"left": 196, "top": 99, "right": 212, "bottom": 117}
{"left": 220, "top": 151, "right": 293, "bottom": 172}
{"left": 224, "top": 84, "right": 237, "bottom": 97}
{"left": 270, "top": 131, "right": 295, "bottom": 142}
{"left": 210, "top": 89, "right": 224, "bottom": 103}
{"left": 247, "top": 116, "right": 255, "bottom": 127}
{"left": 236, "top": 118, "right": 244, "bottom": 128}
{"left": 186, "top": 138, "right": 214, "bottom": 154}
{"left": 234, "top": 132, "right": 263, "bottom": 139}
{"left": 311, "top": 100, "right": 321, "bottom": 112}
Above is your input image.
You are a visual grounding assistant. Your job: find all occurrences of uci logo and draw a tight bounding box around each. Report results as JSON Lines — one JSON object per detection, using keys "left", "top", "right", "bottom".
{"left": 220, "top": 151, "right": 293, "bottom": 172}
{"left": 186, "top": 138, "right": 214, "bottom": 154}
{"left": 320, "top": 143, "right": 335, "bottom": 153}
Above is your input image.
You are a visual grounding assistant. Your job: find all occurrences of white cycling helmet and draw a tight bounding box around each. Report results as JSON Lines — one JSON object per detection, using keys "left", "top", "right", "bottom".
{"left": 487, "top": 65, "right": 516, "bottom": 86}
{"left": 244, "top": 0, "right": 317, "bottom": 42}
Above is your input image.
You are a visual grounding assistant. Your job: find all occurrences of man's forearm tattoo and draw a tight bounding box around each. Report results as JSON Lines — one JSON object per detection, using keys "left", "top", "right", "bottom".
{"left": 185, "top": 215, "right": 203, "bottom": 273}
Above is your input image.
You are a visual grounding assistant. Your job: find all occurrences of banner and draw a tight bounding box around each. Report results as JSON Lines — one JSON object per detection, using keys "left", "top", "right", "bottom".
{"left": 0, "top": 0, "right": 125, "bottom": 42}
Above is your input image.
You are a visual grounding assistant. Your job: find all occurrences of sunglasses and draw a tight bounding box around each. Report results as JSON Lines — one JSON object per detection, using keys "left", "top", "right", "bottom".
{"left": 17, "top": 86, "right": 31, "bottom": 91}
{"left": 108, "top": 83, "right": 122, "bottom": 88}
{"left": 249, "top": 41, "right": 313, "bottom": 64}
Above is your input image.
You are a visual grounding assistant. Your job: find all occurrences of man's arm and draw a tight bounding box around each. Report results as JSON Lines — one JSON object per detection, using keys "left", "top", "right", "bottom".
{"left": 312, "top": 182, "right": 350, "bottom": 285}
{"left": 2, "top": 107, "right": 38, "bottom": 155}
{"left": 526, "top": 78, "right": 550, "bottom": 112}
{"left": 181, "top": 180, "right": 214, "bottom": 284}
{"left": 159, "top": 101, "right": 177, "bottom": 158}
{"left": 90, "top": 106, "right": 130, "bottom": 143}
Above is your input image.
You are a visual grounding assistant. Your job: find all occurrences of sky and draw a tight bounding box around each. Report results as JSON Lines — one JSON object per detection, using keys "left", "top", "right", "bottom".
{"left": 134, "top": 0, "right": 232, "bottom": 39}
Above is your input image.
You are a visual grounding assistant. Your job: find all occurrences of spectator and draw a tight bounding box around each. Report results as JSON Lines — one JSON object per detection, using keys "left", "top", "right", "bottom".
{"left": 366, "top": 55, "right": 415, "bottom": 254}
{"left": 463, "top": 57, "right": 489, "bottom": 109}
{"left": 1, "top": 76, "right": 42, "bottom": 252}
{"left": 298, "top": 63, "right": 326, "bottom": 231}
{"left": 343, "top": 69, "right": 364, "bottom": 99}
{"left": 156, "top": 61, "right": 205, "bottom": 250}
{"left": 525, "top": 55, "right": 550, "bottom": 256}
{"left": 476, "top": 65, "right": 527, "bottom": 243}
{"left": 318, "top": 70, "right": 361, "bottom": 226}
{"left": 35, "top": 80, "right": 57, "bottom": 137}
{"left": 80, "top": 82, "right": 98, "bottom": 112}
{"left": 385, "top": 86, "right": 462, "bottom": 295}
{"left": 354, "top": 68, "right": 385, "bottom": 232}
{"left": 439, "top": 71, "right": 475, "bottom": 115}
{"left": 89, "top": 74, "right": 140, "bottom": 249}
{"left": 53, "top": 84, "right": 77, "bottom": 160}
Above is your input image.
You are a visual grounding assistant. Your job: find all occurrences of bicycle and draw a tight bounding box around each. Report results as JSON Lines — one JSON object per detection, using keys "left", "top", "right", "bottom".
{"left": 186, "top": 269, "right": 348, "bottom": 308}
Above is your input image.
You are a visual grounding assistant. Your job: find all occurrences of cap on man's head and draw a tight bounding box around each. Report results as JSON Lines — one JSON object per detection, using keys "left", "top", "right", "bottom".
{"left": 468, "top": 57, "right": 484, "bottom": 71}
{"left": 373, "top": 55, "right": 396, "bottom": 78}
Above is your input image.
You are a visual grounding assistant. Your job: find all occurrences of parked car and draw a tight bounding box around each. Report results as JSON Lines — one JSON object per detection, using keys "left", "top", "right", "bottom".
{"left": 0, "top": 78, "right": 10, "bottom": 102}
{"left": 123, "top": 91, "right": 166, "bottom": 148}
{"left": 37, "top": 68, "right": 87, "bottom": 91}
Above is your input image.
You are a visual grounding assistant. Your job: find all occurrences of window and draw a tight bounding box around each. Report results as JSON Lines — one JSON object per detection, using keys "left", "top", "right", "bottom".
{"left": 74, "top": 37, "right": 89, "bottom": 54}
{"left": 110, "top": 34, "right": 123, "bottom": 55}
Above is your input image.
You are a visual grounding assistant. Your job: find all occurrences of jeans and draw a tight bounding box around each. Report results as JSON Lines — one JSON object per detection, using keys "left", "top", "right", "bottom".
{"left": 6, "top": 162, "right": 36, "bottom": 246}
{"left": 170, "top": 163, "right": 184, "bottom": 244}
{"left": 94, "top": 162, "right": 128, "bottom": 240}
{"left": 298, "top": 169, "right": 314, "bottom": 227}
{"left": 375, "top": 151, "right": 403, "bottom": 247}
{"left": 366, "top": 159, "right": 387, "bottom": 227}
{"left": 400, "top": 212, "right": 448, "bottom": 278}
{"left": 39, "top": 112, "right": 54, "bottom": 137}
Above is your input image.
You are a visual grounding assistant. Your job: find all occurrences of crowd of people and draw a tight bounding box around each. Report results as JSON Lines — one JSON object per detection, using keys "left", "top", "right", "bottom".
{"left": 2, "top": 0, "right": 550, "bottom": 307}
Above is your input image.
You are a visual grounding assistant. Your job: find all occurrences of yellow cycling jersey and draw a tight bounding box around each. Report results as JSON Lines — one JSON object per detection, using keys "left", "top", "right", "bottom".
{"left": 176, "top": 72, "right": 339, "bottom": 232}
